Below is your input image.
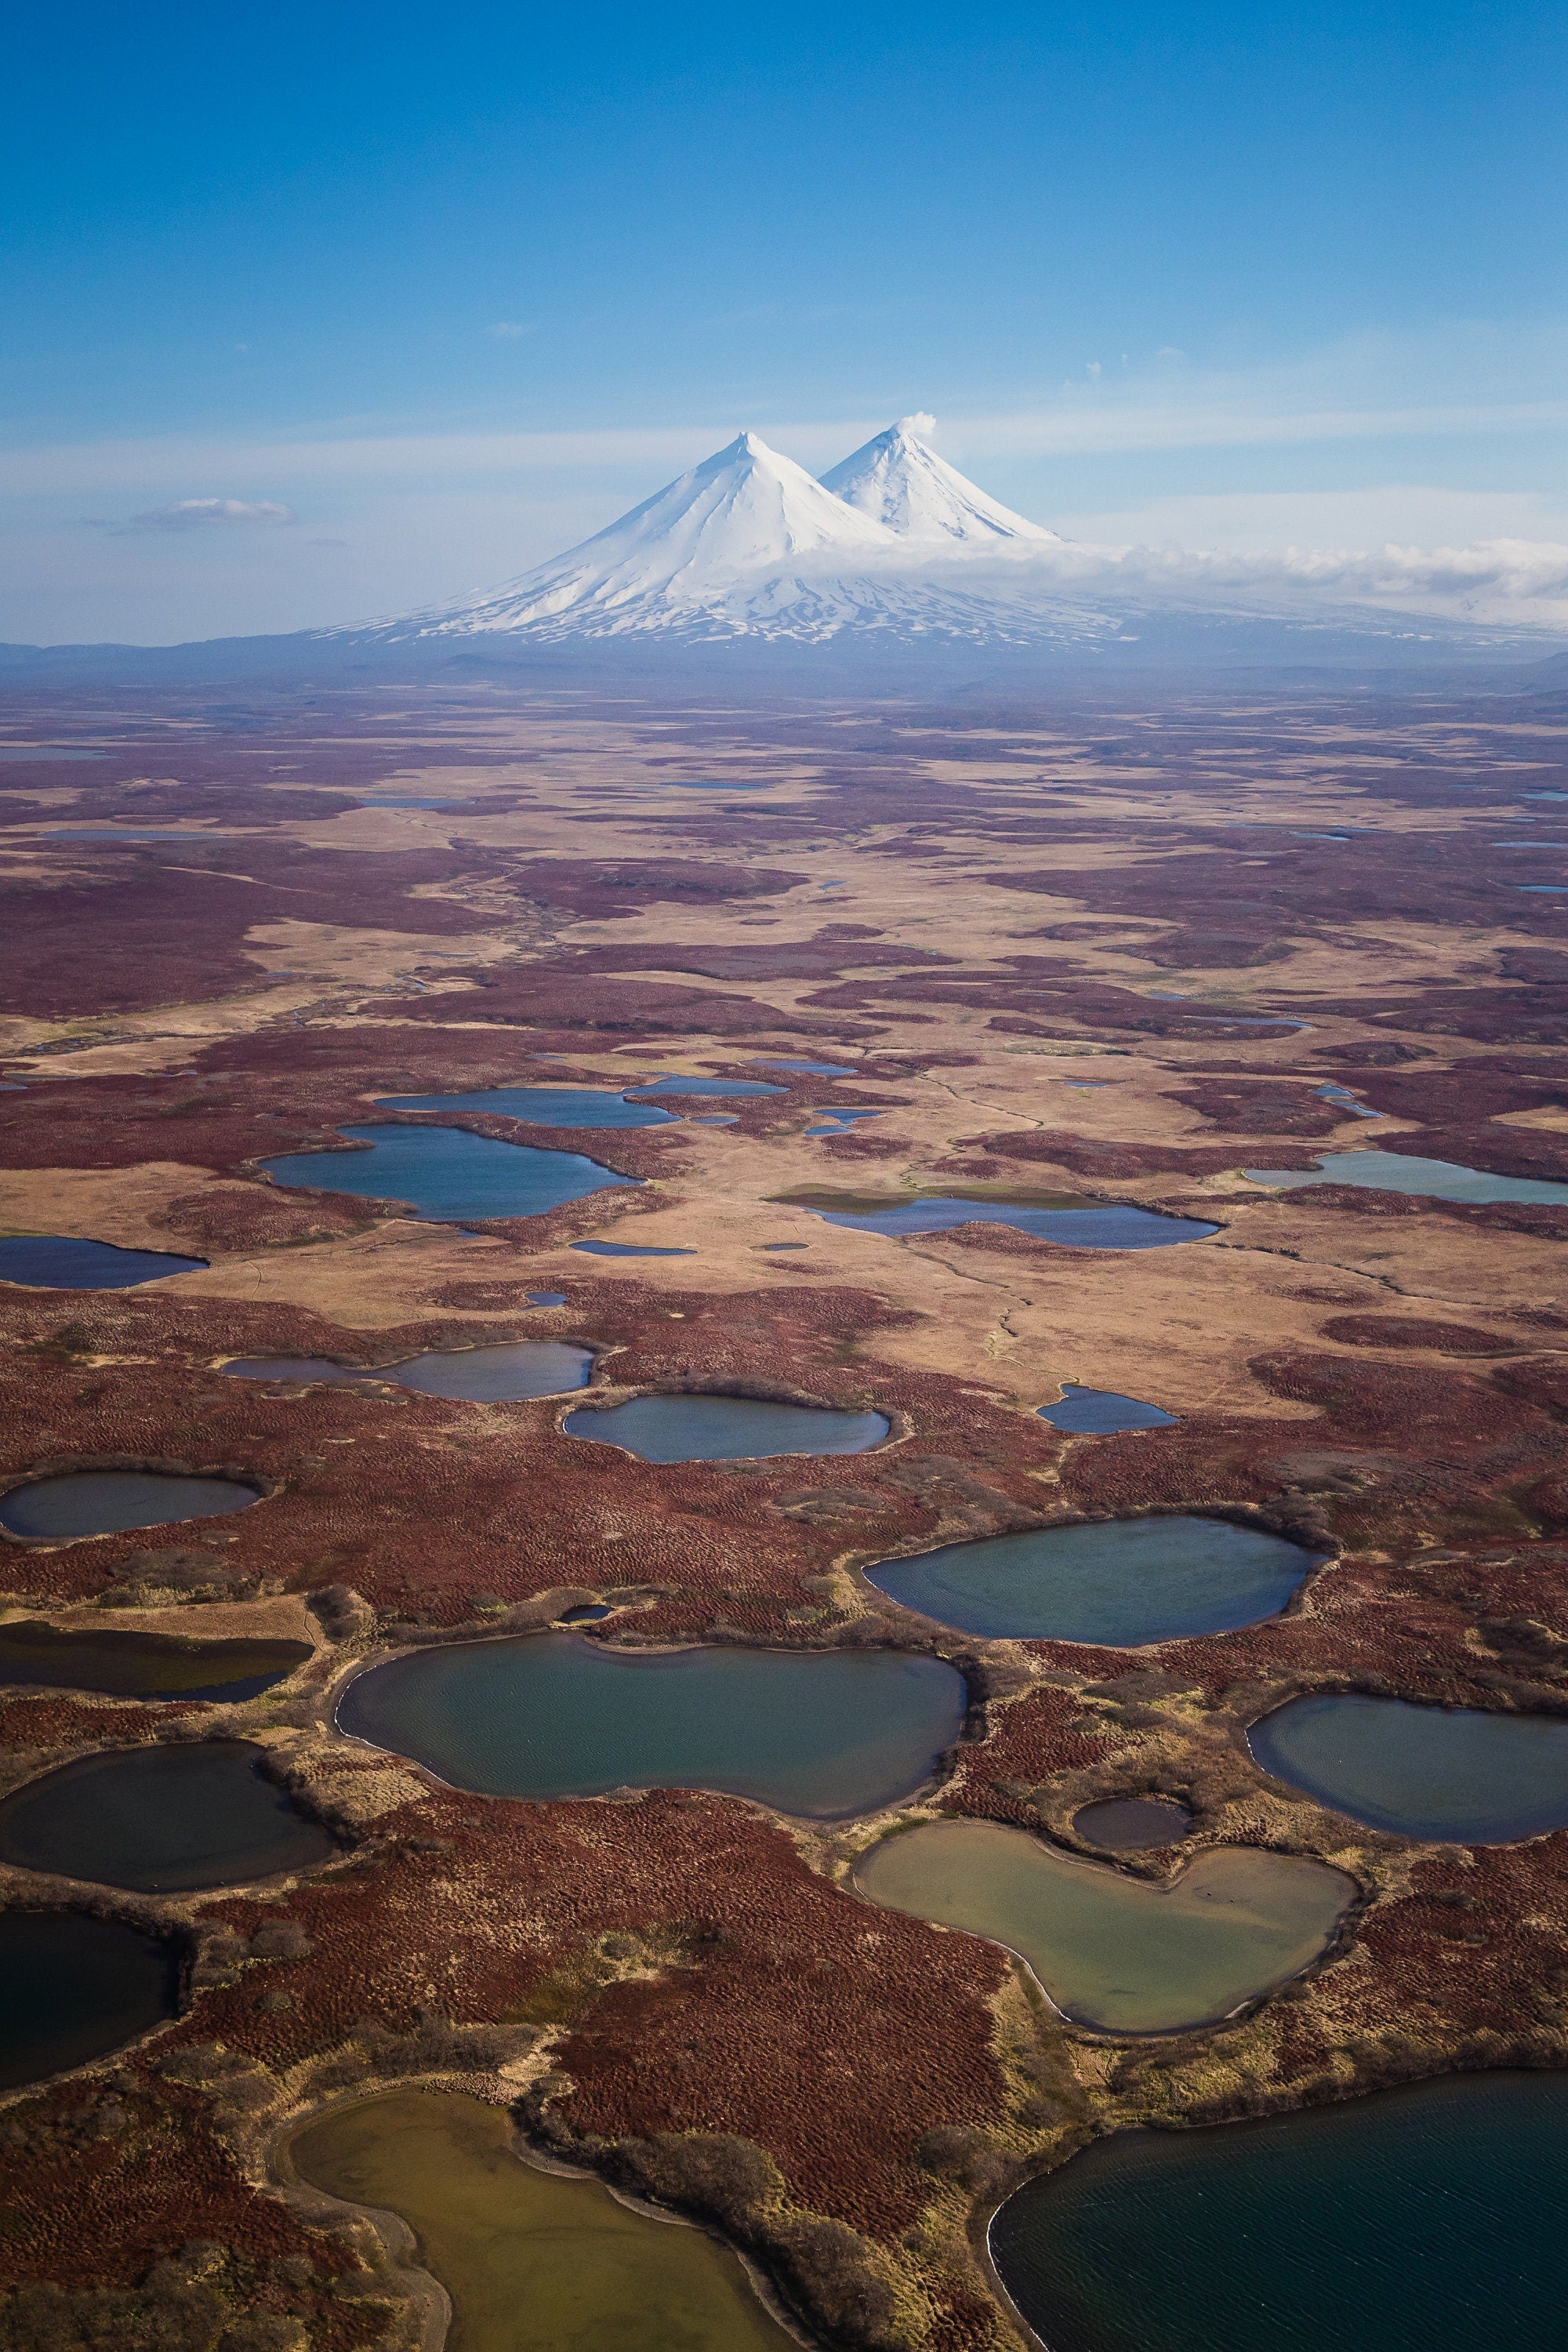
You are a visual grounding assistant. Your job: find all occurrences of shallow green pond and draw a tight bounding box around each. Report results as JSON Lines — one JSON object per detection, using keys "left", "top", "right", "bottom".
{"left": 289, "top": 2089, "right": 797, "bottom": 2350}
{"left": 854, "top": 1818, "right": 1351, "bottom": 2032}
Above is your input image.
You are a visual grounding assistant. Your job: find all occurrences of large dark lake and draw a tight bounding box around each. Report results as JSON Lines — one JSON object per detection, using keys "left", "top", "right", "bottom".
{"left": 562, "top": 1393, "right": 889, "bottom": 1461}
{"left": 0, "top": 1742, "right": 339, "bottom": 1891}
{"left": 0, "top": 1911, "right": 177, "bottom": 2088}
{"left": 260, "top": 1124, "right": 637, "bottom": 1221}
{"left": 865, "top": 1516, "right": 1317, "bottom": 1644}
{"left": 989, "top": 2071, "right": 1568, "bottom": 2352}
{"left": 1247, "top": 1692, "right": 1568, "bottom": 1842}
{"left": 0, "top": 1236, "right": 208, "bottom": 1289}
{"left": 338, "top": 1633, "right": 966, "bottom": 1818}
{"left": 0, "top": 1472, "right": 260, "bottom": 1541}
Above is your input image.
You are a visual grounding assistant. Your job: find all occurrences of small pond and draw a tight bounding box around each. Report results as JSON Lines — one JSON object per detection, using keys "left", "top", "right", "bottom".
{"left": 562, "top": 1394, "right": 889, "bottom": 1462}
{"left": 0, "top": 1472, "right": 260, "bottom": 1542}
{"left": 338, "top": 1633, "right": 966, "bottom": 1819}
{"left": 0, "top": 1741, "right": 339, "bottom": 1892}
{"left": 854, "top": 1819, "right": 1349, "bottom": 2033}
{"left": 43, "top": 826, "right": 245, "bottom": 842}
{"left": 626, "top": 1076, "right": 785, "bottom": 1099}
{"left": 805, "top": 1108, "right": 884, "bottom": 1135}
{"left": 0, "top": 1911, "right": 178, "bottom": 2089}
{"left": 1247, "top": 1692, "right": 1568, "bottom": 1842}
{"left": 570, "top": 1238, "right": 695, "bottom": 1257}
{"left": 356, "top": 794, "right": 468, "bottom": 808}
{"left": 800, "top": 1195, "right": 1219, "bottom": 1248}
{"left": 260, "top": 1124, "right": 638, "bottom": 1222}
{"left": 376, "top": 1084, "right": 676, "bottom": 1130}
{"left": 222, "top": 1341, "right": 593, "bottom": 1403}
{"left": 989, "top": 2070, "right": 1568, "bottom": 2352}
{"left": 1039, "top": 1385, "right": 1180, "bottom": 1435}
{"left": 0, "top": 1621, "right": 311, "bottom": 1702}
{"left": 1244, "top": 1148, "right": 1568, "bottom": 1206}
{"left": 864, "top": 1515, "right": 1317, "bottom": 1645}
{"left": 1073, "top": 1796, "right": 1192, "bottom": 1850}
{"left": 289, "top": 2091, "right": 796, "bottom": 2352}
{"left": 0, "top": 1235, "right": 208, "bottom": 1289}
{"left": 752, "top": 1058, "right": 856, "bottom": 1075}
{"left": 0, "top": 746, "right": 108, "bottom": 760}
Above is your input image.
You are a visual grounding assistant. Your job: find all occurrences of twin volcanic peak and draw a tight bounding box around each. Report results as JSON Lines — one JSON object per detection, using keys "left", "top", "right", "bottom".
{"left": 339, "top": 421, "right": 1083, "bottom": 649}
{"left": 823, "top": 417, "right": 1059, "bottom": 545}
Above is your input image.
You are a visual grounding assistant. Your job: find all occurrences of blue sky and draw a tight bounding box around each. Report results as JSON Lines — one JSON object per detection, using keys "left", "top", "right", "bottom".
{"left": 4, "top": 0, "right": 1565, "bottom": 640}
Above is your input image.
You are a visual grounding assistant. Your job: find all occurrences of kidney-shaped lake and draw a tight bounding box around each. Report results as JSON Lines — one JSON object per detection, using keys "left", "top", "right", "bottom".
{"left": 338, "top": 1634, "right": 966, "bottom": 1819}
{"left": 562, "top": 1393, "right": 889, "bottom": 1462}
{"left": 222, "top": 1340, "right": 593, "bottom": 1403}
{"left": 855, "top": 1818, "right": 1350, "bottom": 2033}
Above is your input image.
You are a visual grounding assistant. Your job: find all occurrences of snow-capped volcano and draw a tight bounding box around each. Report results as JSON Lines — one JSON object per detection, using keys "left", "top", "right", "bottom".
{"left": 822, "top": 416, "right": 1058, "bottom": 544}
{"left": 332, "top": 423, "right": 1095, "bottom": 650}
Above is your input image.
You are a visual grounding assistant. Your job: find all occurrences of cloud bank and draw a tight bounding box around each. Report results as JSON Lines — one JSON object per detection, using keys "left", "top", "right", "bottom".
{"left": 122, "top": 497, "right": 297, "bottom": 532}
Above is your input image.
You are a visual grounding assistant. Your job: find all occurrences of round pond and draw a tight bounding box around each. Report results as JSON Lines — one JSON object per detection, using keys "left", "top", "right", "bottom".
{"left": 0, "top": 1472, "right": 260, "bottom": 1541}
{"left": 1073, "top": 1796, "right": 1192, "bottom": 1850}
{"left": 989, "top": 2070, "right": 1568, "bottom": 2352}
{"left": 0, "top": 1741, "right": 339, "bottom": 1891}
{"left": 338, "top": 1633, "right": 966, "bottom": 1819}
{"left": 864, "top": 1515, "right": 1318, "bottom": 1644}
{"left": 854, "top": 1818, "right": 1349, "bottom": 2034}
{"left": 0, "top": 1911, "right": 178, "bottom": 2088}
{"left": 1247, "top": 1691, "right": 1568, "bottom": 1842}
{"left": 562, "top": 1393, "right": 889, "bottom": 1462}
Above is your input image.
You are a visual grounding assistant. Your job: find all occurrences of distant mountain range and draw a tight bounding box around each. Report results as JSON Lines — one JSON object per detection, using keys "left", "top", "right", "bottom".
{"left": 327, "top": 421, "right": 1091, "bottom": 652}
{"left": 5, "top": 419, "right": 1563, "bottom": 686}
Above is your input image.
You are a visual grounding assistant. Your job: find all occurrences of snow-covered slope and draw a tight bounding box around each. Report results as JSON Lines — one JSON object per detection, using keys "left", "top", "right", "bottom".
{"left": 333, "top": 428, "right": 1098, "bottom": 649}
{"left": 822, "top": 417, "right": 1058, "bottom": 543}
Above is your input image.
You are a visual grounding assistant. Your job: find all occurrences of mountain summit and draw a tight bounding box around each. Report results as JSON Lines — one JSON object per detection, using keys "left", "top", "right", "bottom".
{"left": 822, "top": 417, "right": 1058, "bottom": 544}
{"left": 349, "top": 430, "right": 905, "bottom": 645}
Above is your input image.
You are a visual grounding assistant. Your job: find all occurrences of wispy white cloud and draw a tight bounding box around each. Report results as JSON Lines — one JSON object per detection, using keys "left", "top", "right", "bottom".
{"left": 119, "top": 496, "right": 296, "bottom": 532}
{"left": 486, "top": 321, "right": 531, "bottom": 340}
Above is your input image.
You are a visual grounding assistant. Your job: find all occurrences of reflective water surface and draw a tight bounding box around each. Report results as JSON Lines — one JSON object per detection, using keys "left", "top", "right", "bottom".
{"left": 855, "top": 1818, "right": 1350, "bottom": 2032}
{"left": 1247, "top": 1692, "right": 1568, "bottom": 1841}
{"left": 0, "top": 1472, "right": 260, "bottom": 1540}
{"left": 1245, "top": 1148, "right": 1568, "bottom": 1205}
{"left": 260, "top": 1123, "right": 638, "bottom": 1221}
{"left": 1073, "top": 1797, "right": 1192, "bottom": 1850}
{"left": 804, "top": 1195, "right": 1219, "bottom": 1247}
{"left": 222, "top": 1341, "right": 592, "bottom": 1402}
{"left": 0, "top": 1621, "right": 311, "bottom": 1702}
{"left": 865, "top": 1515, "right": 1318, "bottom": 1644}
{"left": 0, "top": 1741, "right": 339, "bottom": 1891}
{"left": 563, "top": 1393, "right": 889, "bottom": 1461}
{"left": 339, "top": 1633, "right": 966, "bottom": 1818}
{"left": 0, "top": 1235, "right": 208, "bottom": 1289}
{"left": 1039, "top": 1385, "right": 1180, "bottom": 1434}
{"left": 989, "top": 2071, "right": 1568, "bottom": 2352}
{"left": 376, "top": 1083, "right": 676, "bottom": 1129}
{"left": 290, "top": 2091, "right": 796, "bottom": 2352}
{"left": 0, "top": 1911, "right": 177, "bottom": 2088}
